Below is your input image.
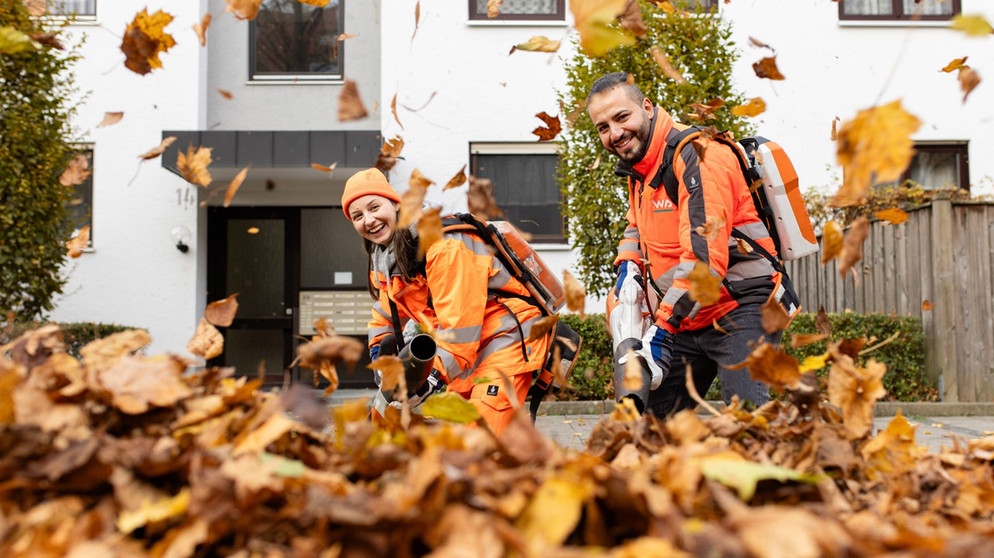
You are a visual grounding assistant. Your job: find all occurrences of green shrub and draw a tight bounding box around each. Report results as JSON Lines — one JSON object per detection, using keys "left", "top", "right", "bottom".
{"left": 784, "top": 312, "right": 936, "bottom": 402}
{"left": 561, "top": 312, "right": 936, "bottom": 403}
{"left": 558, "top": 313, "right": 614, "bottom": 401}
{"left": 2, "top": 321, "right": 142, "bottom": 358}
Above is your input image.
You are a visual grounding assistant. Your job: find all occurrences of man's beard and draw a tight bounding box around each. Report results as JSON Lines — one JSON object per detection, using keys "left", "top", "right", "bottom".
{"left": 615, "top": 116, "right": 652, "bottom": 165}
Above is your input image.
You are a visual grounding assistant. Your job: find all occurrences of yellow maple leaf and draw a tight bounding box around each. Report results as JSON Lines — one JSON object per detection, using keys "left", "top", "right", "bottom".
{"left": 569, "top": 0, "right": 634, "bottom": 58}
{"left": 120, "top": 9, "right": 176, "bottom": 76}
{"left": 177, "top": 145, "right": 213, "bottom": 187}
{"left": 950, "top": 14, "right": 994, "bottom": 37}
{"left": 832, "top": 100, "right": 921, "bottom": 207}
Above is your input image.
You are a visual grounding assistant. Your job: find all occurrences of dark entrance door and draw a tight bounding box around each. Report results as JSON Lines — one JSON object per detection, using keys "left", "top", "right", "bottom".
{"left": 207, "top": 206, "right": 374, "bottom": 389}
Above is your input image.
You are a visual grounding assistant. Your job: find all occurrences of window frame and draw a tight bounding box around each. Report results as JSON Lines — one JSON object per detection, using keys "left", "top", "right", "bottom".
{"left": 248, "top": 0, "right": 345, "bottom": 82}
{"left": 469, "top": 141, "right": 566, "bottom": 244}
{"left": 40, "top": 0, "right": 97, "bottom": 20}
{"left": 468, "top": 0, "right": 566, "bottom": 22}
{"left": 902, "top": 141, "right": 970, "bottom": 192}
{"left": 837, "top": 0, "right": 961, "bottom": 22}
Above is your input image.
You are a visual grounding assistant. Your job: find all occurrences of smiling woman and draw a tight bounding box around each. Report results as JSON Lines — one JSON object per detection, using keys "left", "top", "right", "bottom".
{"left": 250, "top": 0, "right": 342, "bottom": 80}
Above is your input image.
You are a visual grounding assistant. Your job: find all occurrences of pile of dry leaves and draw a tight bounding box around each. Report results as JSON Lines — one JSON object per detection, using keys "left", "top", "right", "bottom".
{"left": 1, "top": 325, "right": 993, "bottom": 557}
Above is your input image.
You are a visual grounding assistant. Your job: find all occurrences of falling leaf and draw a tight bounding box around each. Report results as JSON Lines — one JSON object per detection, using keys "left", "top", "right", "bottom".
{"left": 509, "top": 36, "right": 561, "bottom": 54}
{"left": 443, "top": 165, "right": 467, "bottom": 190}
{"left": 874, "top": 207, "right": 908, "bottom": 225}
{"left": 760, "top": 296, "right": 791, "bottom": 334}
{"left": 337, "top": 33, "right": 357, "bottom": 41}
{"left": 649, "top": 45, "right": 686, "bottom": 84}
{"left": 940, "top": 56, "right": 969, "bottom": 73}
{"left": 958, "top": 66, "right": 981, "bottom": 103}
{"left": 749, "top": 36, "right": 774, "bottom": 51}
{"left": 225, "top": 0, "right": 262, "bottom": 20}
{"left": 120, "top": 9, "right": 176, "bottom": 76}
{"left": 310, "top": 161, "right": 337, "bottom": 174}
{"left": 752, "top": 56, "right": 784, "bottom": 80}
{"left": 528, "top": 315, "right": 559, "bottom": 342}
{"left": 192, "top": 13, "right": 211, "bottom": 47}
{"left": 398, "top": 180, "right": 427, "bottom": 228}
{"left": 700, "top": 457, "right": 819, "bottom": 500}
{"left": 0, "top": 26, "right": 39, "bottom": 55}
{"left": 921, "top": 299, "right": 934, "bottom": 312}
{"left": 29, "top": 31, "right": 62, "bottom": 50}
{"left": 622, "top": 349, "right": 644, "bottom": 392}
{"left": 838, "top": 216, "right": 870, "bottom": 280}
{"left": 418, "top": 207, "right": 443, "bottom": 258}
{"left": 299, "top": 0, "right": 330, "bottom": 6}
{"left": 96, "top": 111, "right": 124, "bottom": 128}
{"left": 832, "top": 100, "right": 921, "bottom": 206}
{"left": 467, "top": 176, "right": 503, "bottom": 220}
{"left": 731, "top": 97, "right": 766, "bottom": 118}
{"left": 412, "top": 0, "right": 421, "bottom": 42}
{"left": 693, "top": 215, "right": 725, "bottom": 241}
{"left": 790, "top": 333, "right": 828, "bottom": 348}
{"left": 688, "top": 98, "right": 724, "bottom": 123}
{"left": 176, "top": 145, "right": 213, "bottom": 187}
{"left": 367, "top": 355, "right": 404, "bottom": 392}
{"left": 739, "top": 342, "right": 800, "bottom": 390}
{"left": 67, "top": 226, "right": 90, "bottom": 258}
{"left": 532, "top": 111, "right": 562, "bottom": 142}
{"left": 419, "top": 392, "right": 480, "bottom": 424}
{"left": 828, "top": 349, "right": 887, "bottom": 440}
{"left": 487, "top": 0, "right": 503, "bottom": 18}
{"left": 296, "top": 335, "right": 365, "bottom": 371}
{"left": 821, "top": 220, "right": 843, "bottom": 264}
{"left": 409, "top": 168, "right": 434, "bottom": 190}
{"left": 390, "top": 93, "right": 403, "bottom": 130}
{"left": 216, "top": 89, "right": 233, "bottom": 100}
{"left": 569, "top": 0, "right": 634, "bottom": 58}
{"left": 139, "top": 136, "right": 176, "bottom": 161}
{"left": 187, "top": 318, "right": 224, "bottom": 360}
{"left": 59, "top": 154, "right": 91, "bottom": 187}
{"left": 375, "top": 136, "right": 405, "bottom": 172}
{"left": 205, "top": 294, "right": 239, "bottom": 327}
{"left": 563, "top": 270, "right": 586, "bottom": 317}
{"left": 338, "top": 80, "right": 369, "bottom": 122}
{"left": 223, "top": 166, "right": 249, "bottom": 207}
{"left": 618, "top": 0, "right": 648, "bottom": 38}
{"left": 950, "top": 14, "right": 993, "bottom": 37}
{"left": 687, "top": 261, "right": 721, "bottom": 306}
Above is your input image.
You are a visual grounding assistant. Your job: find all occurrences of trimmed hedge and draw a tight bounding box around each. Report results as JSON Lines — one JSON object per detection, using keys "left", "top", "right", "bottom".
{"left": 559, "top": 311, "right": 935, "bottom": 403}
{"left": 2, "top": 322, "right": 142, "bottom": 358}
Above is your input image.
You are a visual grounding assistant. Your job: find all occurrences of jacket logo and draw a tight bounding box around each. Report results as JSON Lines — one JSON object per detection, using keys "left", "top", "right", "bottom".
{"left": 652, "top": 198, "right": 675, "bottom": 213}
{"left": 486, "top": 385, "right": 499, "bottom": 396}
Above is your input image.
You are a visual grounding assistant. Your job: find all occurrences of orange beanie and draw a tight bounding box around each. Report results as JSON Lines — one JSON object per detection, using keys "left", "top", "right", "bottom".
{"left": 341, "top": 168, "right": 401, "bottom": 218}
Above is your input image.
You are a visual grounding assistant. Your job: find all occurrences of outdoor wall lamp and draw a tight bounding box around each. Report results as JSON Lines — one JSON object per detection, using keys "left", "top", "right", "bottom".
{"left": 171, "top": 225, "right": 192, "bottom": 253}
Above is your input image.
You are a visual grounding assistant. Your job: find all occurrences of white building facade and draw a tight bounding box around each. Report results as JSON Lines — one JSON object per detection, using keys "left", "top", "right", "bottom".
{"left": 51, "top": 0, "right": 994, "bottom": 386}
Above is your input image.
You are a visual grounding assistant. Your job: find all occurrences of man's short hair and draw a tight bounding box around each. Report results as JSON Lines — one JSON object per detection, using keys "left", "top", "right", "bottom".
{"left": 587, "top": 72, "right": 645, "bottom": 105}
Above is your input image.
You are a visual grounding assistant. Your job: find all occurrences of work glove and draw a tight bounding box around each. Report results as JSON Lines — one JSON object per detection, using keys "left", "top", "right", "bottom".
{"left": 406, "top": 369, "right": 445, "bottom": 410}
{"left": 636, "top": 324, "right": 674, "bottom": 390}
{"left": 608, "top": 261, "right": 650, "bottom": 343}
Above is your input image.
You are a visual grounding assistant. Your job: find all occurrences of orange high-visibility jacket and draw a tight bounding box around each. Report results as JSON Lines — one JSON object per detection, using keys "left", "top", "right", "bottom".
{"left": 367, "top": 224, "right": 552, "bottom": 395}
{"left": 613, "top": 107, "right": 781, "bottom": 333}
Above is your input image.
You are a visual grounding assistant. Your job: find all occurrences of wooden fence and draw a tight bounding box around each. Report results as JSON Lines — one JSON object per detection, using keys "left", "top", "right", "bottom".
{"left": 784, "top": 198, "right": 994, "bottom": 402}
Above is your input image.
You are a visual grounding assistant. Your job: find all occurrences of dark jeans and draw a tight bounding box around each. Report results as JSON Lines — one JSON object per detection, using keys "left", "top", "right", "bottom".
{"left": 647, "top": 303, "right": 777, "bottom": 418}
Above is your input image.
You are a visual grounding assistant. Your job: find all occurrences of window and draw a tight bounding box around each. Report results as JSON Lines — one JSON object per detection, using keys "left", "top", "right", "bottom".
{"left": 44, "top": 0, "right": 96, "bottom": 17}
{"left": 469, "top": 0, "right": 565, "bottom": 21}
{"left": 68, "top": 148, "right": 93, "bottom": 245}
{"left": 250, "top": 0, "right": 343, "bottom": 80}
{"left": 470, "top": 142, "right": 565, "bottom": 243}
{"left": 839, "top": 0, "right": 960, "bottom": 21}
{"left": 904, "top": 142, "right": 970, "bottom": 192}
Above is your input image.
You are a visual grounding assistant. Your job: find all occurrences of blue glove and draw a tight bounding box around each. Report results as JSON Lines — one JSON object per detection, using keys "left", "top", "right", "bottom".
{"left": 614, "top": 261, "right": 643, "bottom": 295}
{"left": 636, "top": 324, "right": 674, "bottom": 389}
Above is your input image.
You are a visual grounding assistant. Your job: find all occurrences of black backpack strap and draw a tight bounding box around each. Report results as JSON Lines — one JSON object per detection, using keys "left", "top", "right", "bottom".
{"left": 387, "top": 298, "right": 406, "bottom": 349}
{"left": 650, "top": 126, "right": 702, "bottom": 205}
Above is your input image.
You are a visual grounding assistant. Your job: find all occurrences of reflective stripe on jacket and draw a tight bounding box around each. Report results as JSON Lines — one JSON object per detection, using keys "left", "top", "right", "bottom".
{"left": 367, "top": 225, "right": 551, "bottom": 394}
{"left": 613, "top": 107, "right": 779, "bottom": 333}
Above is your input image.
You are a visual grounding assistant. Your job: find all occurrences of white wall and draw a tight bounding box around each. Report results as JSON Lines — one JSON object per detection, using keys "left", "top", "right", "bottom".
{"left": 722, "top": 0, "right": 994, "bottom": 196}
{"left": 52, "top": 0, "right": 208, "bottom": 354}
